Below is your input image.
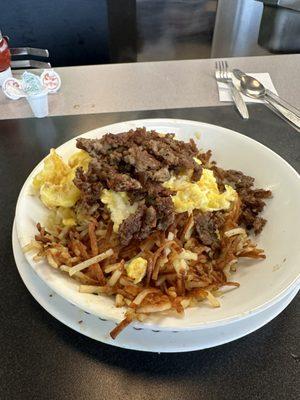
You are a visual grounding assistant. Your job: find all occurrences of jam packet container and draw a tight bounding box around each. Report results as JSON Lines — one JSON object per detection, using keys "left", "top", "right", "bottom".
{"left": 22, "top": 72, "right": 48, "bottom": 118}
{"left": 2, "top": 69, "right": 61, "bottom": 118}
{"left": 40, "top": 69, "right": 61, "bottom": 93}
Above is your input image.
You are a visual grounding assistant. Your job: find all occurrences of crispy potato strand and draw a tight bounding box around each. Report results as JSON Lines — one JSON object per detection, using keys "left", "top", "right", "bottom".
{"left": 32, "top": 193, "right": 267, "bottom": 339}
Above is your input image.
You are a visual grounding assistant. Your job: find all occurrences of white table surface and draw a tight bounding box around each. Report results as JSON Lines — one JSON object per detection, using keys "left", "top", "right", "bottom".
{"left": 1, "top": 54, "right": 299, "bottom": 120}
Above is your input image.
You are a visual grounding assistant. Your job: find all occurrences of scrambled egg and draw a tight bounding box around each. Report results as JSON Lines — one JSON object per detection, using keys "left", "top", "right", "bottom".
{"left": 47, "top": 207, "right": 77, "bottom": 228}
{"left": 163, "top": 168, "right": 237, "bottom": 214}
{"left": 34, "top": 149, "right": 138, "bottom": 232}
{"left": 100, "top": 190, "right": 139, "bottom": 232}
{"left": 34, "top": 148, "right": 236, "bottom": 234}
{"left": 101, "top": 167, "right": 236, "bottom": 233}
{"left": 33, "top": 149, "right": 91, "bottom": 209}
{"left": 125, "top": 257, "right": 147, "bottom": 284}
{"left": 68, "top": 150, "right": 91, "bottom": 171}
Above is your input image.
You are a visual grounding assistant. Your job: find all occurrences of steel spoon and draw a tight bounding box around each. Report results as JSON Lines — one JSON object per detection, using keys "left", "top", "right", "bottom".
{"left": 233, "top": 69, "right": 300, "bottom": 131}
{"left": 234, "top": 70, "right": 266, "bottom": 99}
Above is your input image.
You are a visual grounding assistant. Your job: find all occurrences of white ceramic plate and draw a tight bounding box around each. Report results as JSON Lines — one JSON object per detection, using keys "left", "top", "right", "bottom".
{"left": 12, "top": 221, "right": 299, "bottom": 352}
{"left": 15, "top": 119, "right": 300, "bottom": 331}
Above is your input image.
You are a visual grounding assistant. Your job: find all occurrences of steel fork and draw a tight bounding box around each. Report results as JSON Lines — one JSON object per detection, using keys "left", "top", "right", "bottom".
{"left": 215, "top": 60, "right": 249, "bottom": 119}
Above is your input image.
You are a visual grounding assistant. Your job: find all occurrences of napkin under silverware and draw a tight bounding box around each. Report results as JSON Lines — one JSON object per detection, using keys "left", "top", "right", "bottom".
{"left": 217, "top": 72, "right": 278, "bottom": 104}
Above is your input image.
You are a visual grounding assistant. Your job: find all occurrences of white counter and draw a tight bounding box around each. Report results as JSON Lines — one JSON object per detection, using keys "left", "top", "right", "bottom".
{"left": 1, "top": 54, "right": 299, "bottom": 119}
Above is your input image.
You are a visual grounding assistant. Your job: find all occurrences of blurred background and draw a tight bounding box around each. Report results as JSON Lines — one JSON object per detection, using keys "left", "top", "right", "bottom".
{"left": 1, "top": 0, "right": 299, "bottom": 67}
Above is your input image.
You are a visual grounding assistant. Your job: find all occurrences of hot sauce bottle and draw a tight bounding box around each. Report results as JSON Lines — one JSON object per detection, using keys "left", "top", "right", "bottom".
{"left": 0, "top": 30, "right": 12, "bottom": 85}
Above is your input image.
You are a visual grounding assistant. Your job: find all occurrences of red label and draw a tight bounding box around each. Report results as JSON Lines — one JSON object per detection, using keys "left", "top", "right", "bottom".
{"left": 0, "top": 38, "right": 11, "bottom": 72}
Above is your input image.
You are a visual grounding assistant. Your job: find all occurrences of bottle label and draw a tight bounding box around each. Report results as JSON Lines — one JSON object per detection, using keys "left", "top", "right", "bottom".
{"left": 0, "top": 67, "right": 12, "bottom": 85}
{"left": 0, "top": 37, "right": 11, "bottom": 72}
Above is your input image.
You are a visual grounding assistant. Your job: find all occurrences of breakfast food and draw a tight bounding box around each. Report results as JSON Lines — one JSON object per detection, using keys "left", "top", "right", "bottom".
{"left": 25, "top": 128, "right": 272, "bottom": 338}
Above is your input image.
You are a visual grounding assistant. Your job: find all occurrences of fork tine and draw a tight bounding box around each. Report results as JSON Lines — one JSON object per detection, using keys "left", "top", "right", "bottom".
{"left": 224, "top": 60, "right": 229, "bottom": 79}
{"left": 225, "top": 60, "right": 229, "bottom": 79}
{"left": 221, "top": 60, "right": 225, "bottom": 79}
{"left": 215, "top": 61, "right": 220, "bottom": 79}
{"left": 218, "top": 61, "right": 221, "bottom": 79}
{"left": 215, "top": 60, "right": 230, "bottom": 81}
{"left": 220, "top": 60, "right": 224, "bottom": 80}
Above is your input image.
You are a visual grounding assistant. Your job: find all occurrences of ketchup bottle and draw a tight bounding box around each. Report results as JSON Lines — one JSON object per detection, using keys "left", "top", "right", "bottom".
{"left": 0, "top": 30, "right": 12, "bottom": 85}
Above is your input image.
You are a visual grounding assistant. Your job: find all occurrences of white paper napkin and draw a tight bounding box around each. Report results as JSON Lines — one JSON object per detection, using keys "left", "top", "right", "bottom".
{"left": 217, "top": 73, "right": 278, "bottom": 103}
